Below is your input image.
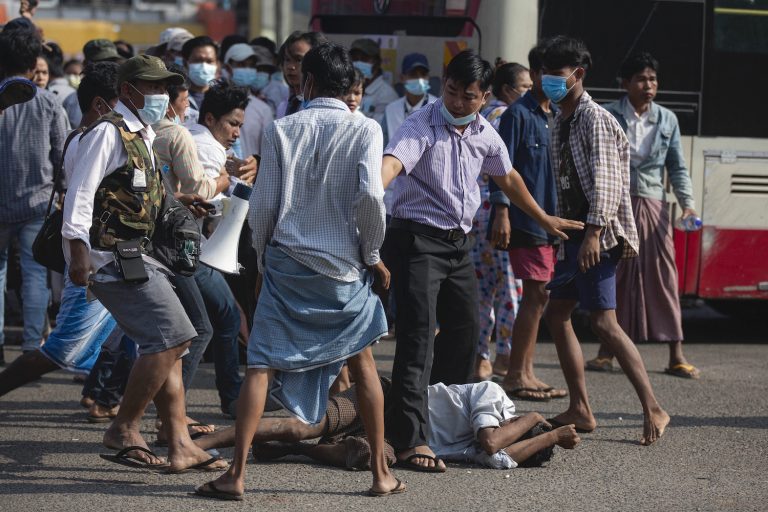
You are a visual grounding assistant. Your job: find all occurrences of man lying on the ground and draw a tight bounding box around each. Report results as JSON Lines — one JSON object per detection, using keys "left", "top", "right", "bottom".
{"left": 195, "top": 379, "right": 581, "bottom": 470}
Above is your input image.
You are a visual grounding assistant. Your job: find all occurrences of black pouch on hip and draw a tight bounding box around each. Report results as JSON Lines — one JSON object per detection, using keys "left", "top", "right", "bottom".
{"left": 114, "top": 239, "right": 149, "bottom": 283}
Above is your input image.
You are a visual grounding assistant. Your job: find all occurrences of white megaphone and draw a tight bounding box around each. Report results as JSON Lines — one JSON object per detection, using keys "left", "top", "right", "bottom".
{"left": 200, "top": 183, "right": 253, "bottom": 274}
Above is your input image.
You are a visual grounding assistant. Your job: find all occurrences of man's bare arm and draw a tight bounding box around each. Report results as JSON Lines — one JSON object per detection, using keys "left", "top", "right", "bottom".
{"left": 381, "top": 155, "right": 404, "bottom": 190}
{"left": 491, "top": 169, "right": 584, "bottom": 239}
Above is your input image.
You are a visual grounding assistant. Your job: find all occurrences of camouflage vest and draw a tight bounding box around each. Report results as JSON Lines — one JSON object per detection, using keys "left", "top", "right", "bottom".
{"left": 87, "top": 111, "right": 164, "bottom": 250}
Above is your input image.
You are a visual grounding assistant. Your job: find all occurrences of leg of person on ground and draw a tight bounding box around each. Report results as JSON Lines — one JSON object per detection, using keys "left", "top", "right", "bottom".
{"left": 196, "top": 414, "right": 326, "bottom": 451}
{"left": 347, "top": 347, "right": 401, "bottom": 494}
{"left": 0, "top": 350, "right": 58, "bottom": 397}
{"left": 589, "top": 309, "right": 670, "bottom": 445}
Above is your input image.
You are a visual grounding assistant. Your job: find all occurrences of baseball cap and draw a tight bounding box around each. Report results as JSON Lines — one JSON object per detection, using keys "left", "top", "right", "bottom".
{"left": 0, "top": 77, "right": 36, "bottom": 111}
{"left": 350, "top": 38, "right": 380, "bottom": 57}
{"left": 84, "top": 39, "right": 121, "bottom": 62}
{"left": 402, "top": 53, "right": 430, "bottom": 74}
{"left": 167, "top": 32, "right": 193, "bottom": 53}
{"left": 117, "top": 55, "right": 184, "bottom": 86}
{"left": 251, "top": 46, "right": 275, "bottom": 68}
{"left": 159, "top": 27, "right": 192, "bottom": 45}
{"left": 224, "top": 43, "right": 255, "bottom": 64}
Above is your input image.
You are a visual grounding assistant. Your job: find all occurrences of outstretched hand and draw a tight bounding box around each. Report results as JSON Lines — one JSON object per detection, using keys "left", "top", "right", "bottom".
{"left": 541, "top": 215, "right": 584, "bottom": 240}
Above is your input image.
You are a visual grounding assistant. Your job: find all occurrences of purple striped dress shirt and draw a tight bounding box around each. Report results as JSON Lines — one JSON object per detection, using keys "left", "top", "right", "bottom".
{"left": 384, "top": 99, "right": 512, "bottom": 234}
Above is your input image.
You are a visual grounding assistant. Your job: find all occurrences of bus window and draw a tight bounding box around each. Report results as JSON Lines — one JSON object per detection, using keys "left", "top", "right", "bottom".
{"left": 703, "top": 0, "right": 768, "bottom": 137}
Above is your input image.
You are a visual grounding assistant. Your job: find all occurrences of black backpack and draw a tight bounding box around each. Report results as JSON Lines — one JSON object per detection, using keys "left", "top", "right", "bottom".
{"left": 149, "top": 193, "right": 201, "bottom": 277}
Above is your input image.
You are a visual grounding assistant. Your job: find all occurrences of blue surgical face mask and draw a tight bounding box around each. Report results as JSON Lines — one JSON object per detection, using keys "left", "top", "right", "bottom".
{"left": 173, "top": 56, "right": 184, "bottom": 68}
{"left": 353, "top": 60, "right": 373, "bottom": 79}
{"left": 404, "top": 78, "right": 430, "bottom": 96}
{"left": 129, "top": 84, "right": 169, "bottom": 126}
{"left": 188, "top": 62, "right": 218, "bottom": 87}
{"left": 231, "top": 67, "right": 258, "bottom": 88}
{"left": 253, "top": 71, "right": 270, "bottom": 91}
{"left": 271, "top": 71, "right": 284, "bottom": 82}
{"left": 439, "top": 100, "right": 477, "bottom": 126}
{"left": 541, "top": 69, "right": 577, "bottom": 103}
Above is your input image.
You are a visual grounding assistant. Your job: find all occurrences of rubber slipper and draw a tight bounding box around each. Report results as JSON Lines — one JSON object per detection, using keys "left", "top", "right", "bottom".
{"left": 368, "top": 478, "right": 406, "bottom": 497}
{"left": 99, "top": 446, "right": 168, "bottom": 470}
{"left": 192, "top": 481, "right": 243, "bottom": 501}
{"left": 395, "top": 453, "right": 446, "bottom": 473}
{"left": 547, "top": 417, "right": 595, "bottom": 434}
{"left": 154, "top": 430, "right": 211, "bottom": 447}
{"left": 585, "top": 357, "right": 614, "bottom": 372}
{"left": 164, "top": 456, "right": 228, "bottom": 474}
{"left": 504, "top": 386, "right": 551, "bottom": 402}
{"left": 664, "top": 363, "right": 700, "bottom": 379}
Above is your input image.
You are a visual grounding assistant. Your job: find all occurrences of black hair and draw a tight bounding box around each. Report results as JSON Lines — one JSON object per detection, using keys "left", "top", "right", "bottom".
{"left": 301, "top": 42, "right": 354, "bottom": 99}
{"left": 251, "top": 36, "right": 276, "bottom": 55}
{"left": 199, "top": 81, "right": 250, "bottom": 123}
{"left": 517, "top": 422, "right": 555, "bottom": 468}
{"left": 541, "top": 35, "right": 592, "bottom": 71}
{"left": 619, "top": 52, "right": 659, "bottom": 81}
{"left": 42, "top": 41, "right": 64, "bottom": 78}
{"left": 63, "top": 59, "right": 81, "bottom": 73}
{"left": 0, "top": 28, "right": 41, "bottom": 77}
{"left": 165, "top": 63, "right": 190, "bottom": 103}
{"left": 27, "top": 0, "right": 39, "bottom": 7}
{"left": 491, "top": 62, "right": 528, "bottom": 98}
{"left": 278, "top": 31, "right": 326, "bottom": 64}
{"left": 76, "top": 61, "right": 119, "bottom": 115}
{"left": 527, "top": 43, "right": 546, "bottom": 72}
{"left": 220, "top": 34, "right": 248, "bottom": 62}
{"left": 349, "top": 67, "right": 365, "bottom": 90}
{"left": 445, "top": 49, "right": 493, "bottom": 91}
{"left": 113, "top": 40, "right": 134, "bottom": 59}
{"left": 181, "top": 35, "right": 218, "bottom": 62}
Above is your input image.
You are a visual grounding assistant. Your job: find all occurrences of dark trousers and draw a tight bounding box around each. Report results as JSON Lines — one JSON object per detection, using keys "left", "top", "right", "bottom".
{"left": 82, "top": 334, "right": 136, "bottom": 408}
{"left": 194, "top": 265, "right": 243, "bottom": 411}
{"left": 168, "top": 273, "right": 214, "bottom": 393}
{"left": 384, "top": 227, "right": 479, "bottom": 451}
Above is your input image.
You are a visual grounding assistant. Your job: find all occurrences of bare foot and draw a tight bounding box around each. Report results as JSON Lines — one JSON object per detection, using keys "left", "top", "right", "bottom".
{"left": 167, "top": 441, "right": 230, "bottom": 473}
{"left": 80, "top": 396, "right": 94, "bottom": 409}
{"left": 396, "top": 445, "right": 446, "bottom": 471}
{"left": 491, "top": 354, "right": 509, "bottom": 376}
{"left": 641, "top": 408, "right": 670, "bottom": 446}
{"left": 370, "top": 470, "right": 405, "bottom": 496}
{"left": 199, "top": 470, "right": 245, "bottom": 500}
{"left": 532, "top": 377, "right": 568, "bottom": 399}
{"left": 551, "top": 425, "right": 581, "bottom": 449}
{"left": 88, "top": 402, "right": 119, "bottom": 422}
{"left": 103, "top": 426, "right": 165, "bottom": 466}
{"left": 548, "top": 410, "right": 597, "bottom": 433}
{"left": 475, "top": 358, "right": 493, "bottom": 381}
{"left": 501, "top": 375, "right": 551, "bottom": 401}
{"left": 157, "top": 416, "right": 215, "bottom": 443}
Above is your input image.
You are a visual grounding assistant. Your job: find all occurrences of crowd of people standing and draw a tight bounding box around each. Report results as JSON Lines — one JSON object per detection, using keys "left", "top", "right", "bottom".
{"left": 0, "top": 7, "right": 702, "bottom": 501}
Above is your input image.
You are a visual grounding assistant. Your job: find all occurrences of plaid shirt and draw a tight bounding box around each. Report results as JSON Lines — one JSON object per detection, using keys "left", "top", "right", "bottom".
{"left": 550, "top": 91, "right": 639, "bottom": 258}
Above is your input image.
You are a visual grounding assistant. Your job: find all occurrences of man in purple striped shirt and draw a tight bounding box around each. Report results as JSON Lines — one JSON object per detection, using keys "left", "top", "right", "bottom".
{"left": 381, "top": 50, "right": 583, "bottom": 472}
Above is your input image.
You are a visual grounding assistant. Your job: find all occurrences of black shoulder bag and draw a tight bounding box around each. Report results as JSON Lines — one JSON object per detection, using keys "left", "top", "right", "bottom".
{"left": 32, "top": 129, "right": 82, "bottom": 274}
{"left": 148, "top": 192, "right": 201, "bottom": 277}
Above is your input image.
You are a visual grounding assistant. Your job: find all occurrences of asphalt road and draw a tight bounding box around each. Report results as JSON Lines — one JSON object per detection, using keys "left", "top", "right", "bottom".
{"left": 1, "top": 305, "right": 767, "bottom": 511}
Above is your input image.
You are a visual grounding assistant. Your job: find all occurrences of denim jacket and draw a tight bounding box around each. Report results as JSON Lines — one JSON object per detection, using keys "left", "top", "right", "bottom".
{"left": 489, "top": 91, "right": 558, "bottom": 243}
{"left": 603, "top": 96, "right": 694, "bottom": 209}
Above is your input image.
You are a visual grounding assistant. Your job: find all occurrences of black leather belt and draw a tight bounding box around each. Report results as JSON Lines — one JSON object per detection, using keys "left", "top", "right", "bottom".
{"left": 389, "top": 218, "right": 465, "bottom": 242}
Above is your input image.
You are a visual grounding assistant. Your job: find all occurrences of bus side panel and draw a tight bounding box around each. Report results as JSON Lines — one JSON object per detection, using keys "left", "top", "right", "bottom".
{"left": 697, "top": 227, "right": 768, "bottom": 300}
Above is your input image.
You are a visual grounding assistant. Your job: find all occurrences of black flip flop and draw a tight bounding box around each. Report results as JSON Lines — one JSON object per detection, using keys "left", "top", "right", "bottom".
{"left": 368, "top": 478, "right": 407, "bottom": 497}
{"left": 164, "top": 456, "right": 228, "bottom": 474}
{"left": 192, "top": 481, "right": 243, "bottom": 501}
{"left": 99, "top": 445, "right": 168, "bottom": 470}
{"left": 505, "top": 387, "right": 552, "bottom": 402}
{"left": 396, "top": 453, "right": 446, "bottom": 473}
{"left": 547, "top": 417, "right": 595, "bottom": 434}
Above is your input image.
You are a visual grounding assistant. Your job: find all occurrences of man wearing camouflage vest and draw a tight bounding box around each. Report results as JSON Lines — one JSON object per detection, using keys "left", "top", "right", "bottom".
{"left": 62, "top": 55, "right": 228, "bottom": 473}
